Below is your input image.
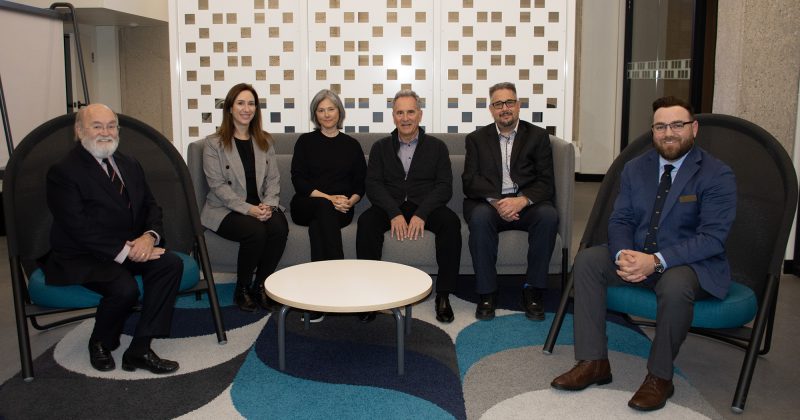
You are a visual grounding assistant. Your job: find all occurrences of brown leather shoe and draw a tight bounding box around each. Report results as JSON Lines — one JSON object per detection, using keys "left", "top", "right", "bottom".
{"left": 551, "top": 359, "right": 612, "bottom": 391}
{"left": 628, "top": 373, "right": 674, "bottom": 411}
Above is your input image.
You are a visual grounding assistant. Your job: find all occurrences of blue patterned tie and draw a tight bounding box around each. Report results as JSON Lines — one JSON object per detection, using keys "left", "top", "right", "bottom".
{"left": 643, "top": 164, "right": 673, "bottom": 253}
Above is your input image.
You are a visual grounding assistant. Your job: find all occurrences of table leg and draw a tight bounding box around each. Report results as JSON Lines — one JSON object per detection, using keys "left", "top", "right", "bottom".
{"left": 391, "top": 308, "right": 404, "bottom": 375}
{"left": 405, "top": 304, "right": 412, "bottom": 335}
{"left": 303, "top": 311, "right": 310, "bottom": 330}
{"left": 278, "top": 305, "right": 289, "bottom": 371}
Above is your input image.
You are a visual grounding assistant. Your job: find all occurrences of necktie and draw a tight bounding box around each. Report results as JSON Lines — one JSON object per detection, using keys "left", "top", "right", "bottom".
{"left": 643, "top": 164, "right": 674, "bottom": 253}
{"left": 102, "top": 158, "right": 131, "bottom": 208}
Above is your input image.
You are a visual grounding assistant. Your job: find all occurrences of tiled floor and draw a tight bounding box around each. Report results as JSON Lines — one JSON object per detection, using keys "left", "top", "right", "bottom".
{"left": 1, "top": 181, "right": 798, "bottom": 418}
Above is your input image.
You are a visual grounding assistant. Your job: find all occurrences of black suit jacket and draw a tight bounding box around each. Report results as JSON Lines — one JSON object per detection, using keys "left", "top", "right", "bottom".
{"left": 44, "top": 144, "right": 164, "bottom": 285}
{"left": 365, "top": 128, "right": 453, "bottom": 220}
{"left": 462, "top": 120, "right": 555, "bottom": 219}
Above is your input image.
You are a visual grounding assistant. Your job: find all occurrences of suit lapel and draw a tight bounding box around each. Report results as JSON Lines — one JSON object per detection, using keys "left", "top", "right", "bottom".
{"left": 484, "top": 127, "right": 503, "bottom": 180}
{"left": 253, "top": 142, "right": 267, "bottom": 200}
{"left": 660, "top": 147, "right": 701, "bottom": 221}
{"left": 76, "top": 146, "right": 129, "bottom": 210}
{"left": 509, "top": 123, "right": 525, "bottom": 171}
{"left": 224, "top": 141, "right": 247, "bottom": 191}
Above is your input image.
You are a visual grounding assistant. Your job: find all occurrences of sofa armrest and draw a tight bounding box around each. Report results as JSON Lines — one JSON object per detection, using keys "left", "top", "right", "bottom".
{"left": 187, "top": 140, "right": 210, "bottom": 211}
{"left": 549, "top": 135, "right": 575, "bottom": 259}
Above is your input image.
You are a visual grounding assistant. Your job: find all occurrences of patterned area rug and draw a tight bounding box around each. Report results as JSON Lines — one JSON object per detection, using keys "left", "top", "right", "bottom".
{"left": 0, "top": 279, "right": 722, "bottom": 419}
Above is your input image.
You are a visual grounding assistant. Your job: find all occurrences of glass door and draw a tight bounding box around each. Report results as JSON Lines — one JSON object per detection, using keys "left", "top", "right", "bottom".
{"left": 621, "top": 0, "right": 710, "bottom": 148}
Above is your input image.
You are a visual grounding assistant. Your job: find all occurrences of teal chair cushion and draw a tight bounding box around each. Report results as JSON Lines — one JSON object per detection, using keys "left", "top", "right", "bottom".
{"left": 606, "top": 281, "right": 758, "bottom": 329}
{"left": 27, "top": 252, "right": 200, "bottom": 309}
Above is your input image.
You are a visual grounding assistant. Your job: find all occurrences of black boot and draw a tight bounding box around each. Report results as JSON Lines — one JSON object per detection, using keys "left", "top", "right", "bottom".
{"left": 234, "top": 285, "right": 258, "bottom": 312}
{"left": 252, "top": 283, "right": 280, "bottom": 312}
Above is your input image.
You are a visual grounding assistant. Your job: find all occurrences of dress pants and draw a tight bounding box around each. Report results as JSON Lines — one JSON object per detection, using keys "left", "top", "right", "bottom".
{"left": 82, "top": 251, "right": 183, "bottom": 350}
{"left": 356, "top": 202, "right": 461, "bottom": 293}
{"left": 290, "top": 195, "right": 354, "bottom": 261}
{"left": 466, "top": 200, "right": 558, "bottom": 294}
{"left": 215, "top": 210, "right": 289, "bottom": 287}
{"left": 572, "top": 245, "right": 709, "bottom": 380}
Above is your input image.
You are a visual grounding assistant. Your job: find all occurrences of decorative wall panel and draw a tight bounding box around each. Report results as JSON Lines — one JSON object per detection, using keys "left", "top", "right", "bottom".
{"left": 172, "top": 0, "right": 572, "bottom": 142}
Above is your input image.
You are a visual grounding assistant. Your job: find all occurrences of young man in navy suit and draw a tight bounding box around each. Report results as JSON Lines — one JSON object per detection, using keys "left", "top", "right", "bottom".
{"left": 45, "top": 104, "right": 182, "bottom": 374}
{"left": 551, "top": 96, "right": 737, "bottom": 411}
{"left": 463, "top": 82, "right": 558, "bottom": 321}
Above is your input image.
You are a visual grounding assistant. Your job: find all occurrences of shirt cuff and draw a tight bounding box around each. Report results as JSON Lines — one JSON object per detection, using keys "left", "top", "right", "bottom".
{"left": 655, "top": 252, "right": 667, "bottom": 269}
{"left": 115, "top": 244, "right": 131, "bottom": 264}
{"left": 145, "top": 230, "right": 161, "bottom": 245}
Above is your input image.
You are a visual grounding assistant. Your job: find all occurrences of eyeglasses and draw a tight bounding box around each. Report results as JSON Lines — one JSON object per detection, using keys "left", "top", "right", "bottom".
{"left": 652, "top": 120, "right": 694, "bottom": 133}
{"left": 490, "top": 99, "right": 518, "bottom": 110}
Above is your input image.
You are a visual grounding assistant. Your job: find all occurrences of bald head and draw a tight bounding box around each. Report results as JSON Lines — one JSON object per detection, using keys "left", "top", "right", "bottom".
{"left": 75, "top": 104, "right": 120, "bottom": 159}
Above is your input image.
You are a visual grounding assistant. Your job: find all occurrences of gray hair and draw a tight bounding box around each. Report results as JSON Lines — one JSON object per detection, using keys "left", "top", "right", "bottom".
{"left": 489, "top": 82, "right": 517, "bottom": 97}
{"left": 392, "top": 89, "right": 421, "bottom": 110}
{"left": 309, "top": 89, "right": 346, "bottom": 129}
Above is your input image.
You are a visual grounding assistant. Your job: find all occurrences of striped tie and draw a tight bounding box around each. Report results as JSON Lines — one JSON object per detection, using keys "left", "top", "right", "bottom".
{"left": 102, "top": 158, "right": 131, "bottom": 208}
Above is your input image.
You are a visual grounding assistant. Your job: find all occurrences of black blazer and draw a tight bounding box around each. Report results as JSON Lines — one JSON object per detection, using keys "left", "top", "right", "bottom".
{"left": 44, "top": 144, "right": 164, "bottom": 285}
{"left": 462, "top": 120, "right": 555, "bottom": 219}
{"left": 365, "top": 128, "right": 453, "bottom": 220}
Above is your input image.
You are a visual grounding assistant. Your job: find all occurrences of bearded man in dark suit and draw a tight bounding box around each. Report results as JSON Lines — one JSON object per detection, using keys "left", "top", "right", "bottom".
{"left": 44, "top": 103, "right": 182, "bottom": 374}
{"left": 463, "top": 82, "right": 558, "bottom": 321}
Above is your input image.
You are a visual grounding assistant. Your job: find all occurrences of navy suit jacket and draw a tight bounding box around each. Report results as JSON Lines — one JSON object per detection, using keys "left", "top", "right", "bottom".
{"left": 608, "top": 146, "right": 737, "bottom": 299}
{"left": 44, "top": 144, "right": 164, "bottom": 285}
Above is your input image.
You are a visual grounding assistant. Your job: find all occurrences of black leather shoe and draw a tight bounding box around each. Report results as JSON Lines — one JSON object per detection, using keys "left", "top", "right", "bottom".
{"left": 122, "top": 349, "right": 179, "bottom": 374}
{"left": 252, "top": 283, "right": 280, "bottom": 312}
{"left": 234, "top": 285, "right": 258, "bottom": 312}
{"left": 475, "top": 293, "right": 496, "bottom": 320}
{"left": 522, "top": 287, "right": 545, "bottom": 321}
{"left": 88, "top": 340, "right": 115, "bottom": 372}
{"left": 435, "top": 294, "right": 454, "bottom": 323}
{"left": 358, "top": 312, "right": 376, "bottom": 323}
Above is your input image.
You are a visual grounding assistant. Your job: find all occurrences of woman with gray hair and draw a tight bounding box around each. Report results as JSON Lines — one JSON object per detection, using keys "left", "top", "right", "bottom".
{"left": 290, "top": 89, "right": 366, "bottom": 275}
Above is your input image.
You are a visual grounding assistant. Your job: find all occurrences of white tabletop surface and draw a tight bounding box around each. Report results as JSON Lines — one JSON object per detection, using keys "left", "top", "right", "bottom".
{"left": 264, "top": 259, "right": 432, "bottom": 312}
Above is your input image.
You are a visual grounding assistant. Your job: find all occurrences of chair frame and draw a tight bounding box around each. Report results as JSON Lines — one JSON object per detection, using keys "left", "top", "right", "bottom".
{"left": 542, "top": 113, "right": 798, "bottom": 413}
{"left": 4, "top": 112, "right": 227, "bottom": 381}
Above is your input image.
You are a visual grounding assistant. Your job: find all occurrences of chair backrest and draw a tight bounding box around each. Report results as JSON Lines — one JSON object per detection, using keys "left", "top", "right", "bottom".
{"left": 581, "top": 113, "right": 798, "bottom": 300}
{"left": 3, "top": 112, "right": 205, "bottom": 276}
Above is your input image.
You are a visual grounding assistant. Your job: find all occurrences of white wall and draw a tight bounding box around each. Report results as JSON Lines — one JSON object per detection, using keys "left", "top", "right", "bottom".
{"left": 93, "top": 26, "right": 122, "bottom": 110}
{"left": 0, "top": 5, "right": 66, "bottom": 165}
{"left": 574, "top": 0, "right": 625, "bottom": 174}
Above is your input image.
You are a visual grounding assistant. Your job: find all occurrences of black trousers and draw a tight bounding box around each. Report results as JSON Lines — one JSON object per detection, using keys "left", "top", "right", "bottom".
{"left": 572, "top": 246, "right": 709, "bottom": 380}
{"left": 82, "top": 251, "right": 182, "bottom": 350}
{"left": 215, "top": 209, "right": 289, "bottom": 288}
{"left": 356, "top": 202, "right": 461, "bottom": 293}
{"left": 465, "top": 199, "right": 558, "bottom": 293}
{"left": 290, "top": 195, "right": 354, "bottom": 261}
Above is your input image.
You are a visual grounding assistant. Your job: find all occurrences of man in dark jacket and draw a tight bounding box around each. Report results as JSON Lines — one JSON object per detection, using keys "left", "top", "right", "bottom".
{"left": 463, "top": 82, "right": 558, "bottom": 321}
{"left": 45, "top": 103, "right": 182, "bottom": 374}
{"left": 357, "top": 90, "right": 461, "bottom": 323}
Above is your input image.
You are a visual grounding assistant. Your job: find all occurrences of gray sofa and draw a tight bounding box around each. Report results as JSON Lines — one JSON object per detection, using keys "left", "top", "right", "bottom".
{"left": 187, "top": 132, "right": 574, "bottom": 282}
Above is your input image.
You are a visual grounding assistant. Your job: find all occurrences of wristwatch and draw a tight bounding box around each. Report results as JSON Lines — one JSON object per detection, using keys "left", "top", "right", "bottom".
{"left": 653, "top": 255, "right": 665, "bottom": 274}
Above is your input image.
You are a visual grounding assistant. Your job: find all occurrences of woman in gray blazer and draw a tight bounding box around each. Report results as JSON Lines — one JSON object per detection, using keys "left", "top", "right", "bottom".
{"left": 201, "top": 83, "right": 289, "bottom": 312}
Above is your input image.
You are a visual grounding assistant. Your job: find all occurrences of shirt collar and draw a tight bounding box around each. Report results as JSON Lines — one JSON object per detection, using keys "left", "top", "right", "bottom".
{"left": 495, "top": 121, "right": 519, "bottom": 139}
{"left": 659, "top": 147, "right": 692, "bottom": 172}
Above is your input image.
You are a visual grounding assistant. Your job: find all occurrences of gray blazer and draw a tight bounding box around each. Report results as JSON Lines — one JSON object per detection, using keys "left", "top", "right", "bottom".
{"left": 200, "top": 133, "right": 281, "bottom": 231}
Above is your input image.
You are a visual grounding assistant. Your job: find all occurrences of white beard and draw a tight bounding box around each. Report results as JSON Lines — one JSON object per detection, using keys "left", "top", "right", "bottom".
{"left": 81, "top": 135, "right": 119, "bottom": 159}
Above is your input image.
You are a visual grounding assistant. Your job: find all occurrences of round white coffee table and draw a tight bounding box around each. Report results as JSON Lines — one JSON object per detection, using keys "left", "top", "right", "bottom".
{"left": 264, "top": 259, "right": 432, "bottom": 375}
